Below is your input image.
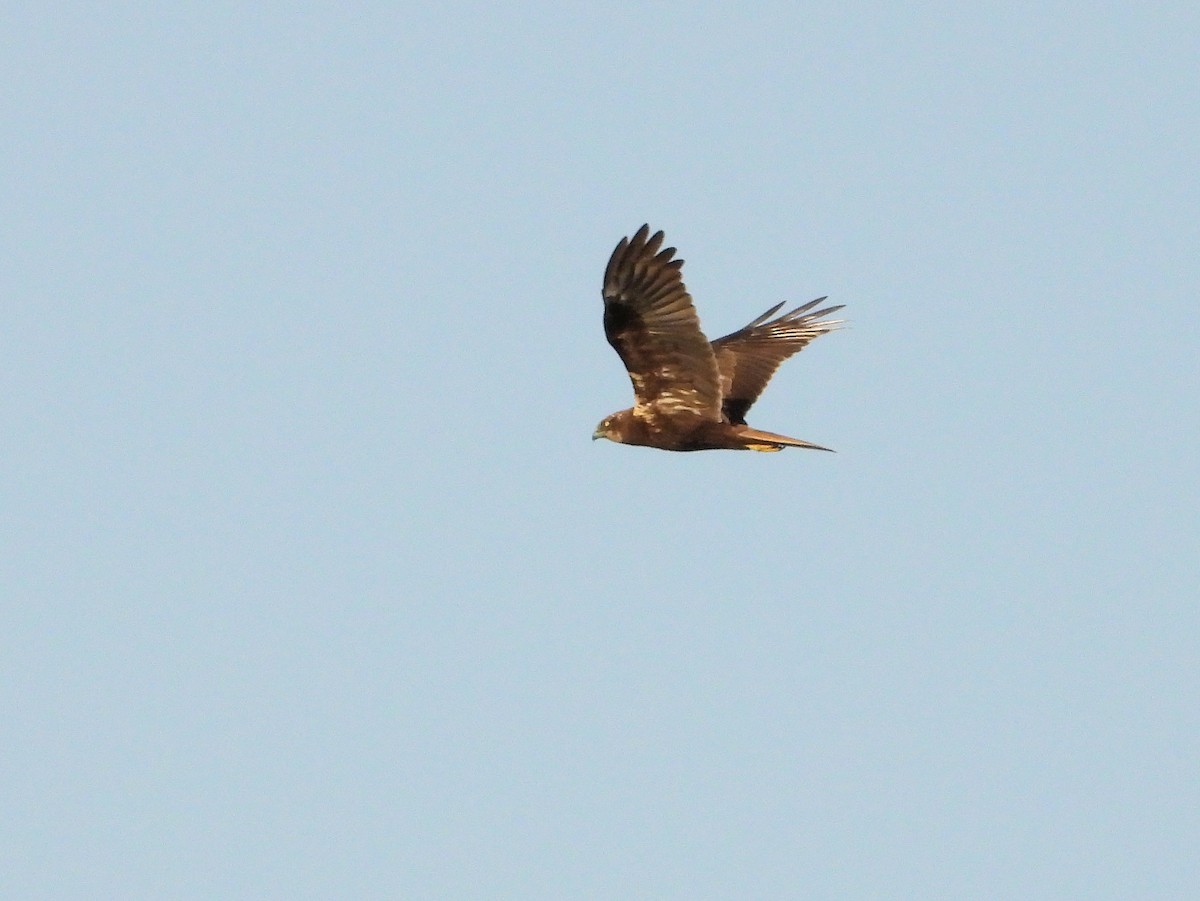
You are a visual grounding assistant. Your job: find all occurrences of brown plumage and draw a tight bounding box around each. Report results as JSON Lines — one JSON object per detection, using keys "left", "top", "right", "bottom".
{"left": 593, "top": 225, "right": 843, "bottom": 452}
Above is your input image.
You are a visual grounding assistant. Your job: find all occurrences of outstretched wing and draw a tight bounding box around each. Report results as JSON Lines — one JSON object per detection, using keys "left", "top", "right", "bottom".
{"left": 602, "top": 225, "right": 722, "bottom": 420}
{"left": 711, "top": 298, "right": 844, "bottom": 424}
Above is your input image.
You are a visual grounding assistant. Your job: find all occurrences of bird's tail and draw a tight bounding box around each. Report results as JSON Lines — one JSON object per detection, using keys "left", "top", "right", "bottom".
{"left": 737, "top": 427, "right": 834, "bottom": 453}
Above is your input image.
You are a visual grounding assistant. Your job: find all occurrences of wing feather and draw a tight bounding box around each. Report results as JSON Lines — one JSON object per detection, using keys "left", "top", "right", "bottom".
{"left": 602, "top": 225, "right": 722, "bottom": 420}
{"left": 711, "top": 298, "right": 844, "bottom": 424}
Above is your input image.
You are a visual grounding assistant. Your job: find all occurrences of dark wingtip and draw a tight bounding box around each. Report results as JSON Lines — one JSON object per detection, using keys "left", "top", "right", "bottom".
{"left": 632, "top": 224, "right": 669, "bottom": 246}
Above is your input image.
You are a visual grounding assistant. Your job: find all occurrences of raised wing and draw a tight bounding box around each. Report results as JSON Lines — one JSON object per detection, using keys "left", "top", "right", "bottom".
{"left": 711, "top": 298, "right": 844, "bottom": 424}
{"left": 602, "top": 225, "right": 722, "bottom": 420}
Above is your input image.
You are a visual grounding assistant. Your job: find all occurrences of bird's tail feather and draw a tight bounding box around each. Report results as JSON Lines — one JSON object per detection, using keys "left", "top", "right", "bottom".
{"left": 738, "top": 427, "right": 834, "bottom": 452}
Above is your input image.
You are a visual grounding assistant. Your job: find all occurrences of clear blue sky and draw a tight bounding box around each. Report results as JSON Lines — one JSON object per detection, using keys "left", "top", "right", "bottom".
{"left": 4, "top": 2, "right": 1198, "bottom": 898}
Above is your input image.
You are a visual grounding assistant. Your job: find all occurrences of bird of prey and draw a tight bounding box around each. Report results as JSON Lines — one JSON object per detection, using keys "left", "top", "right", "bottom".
{"left": 592, "top": 225, "right": 843, "bottom": 452}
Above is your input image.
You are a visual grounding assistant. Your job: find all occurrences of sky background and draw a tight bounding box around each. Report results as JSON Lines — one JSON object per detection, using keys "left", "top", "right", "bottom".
{"left": 3, "top": 2, "right": 1198, "bottom": 898}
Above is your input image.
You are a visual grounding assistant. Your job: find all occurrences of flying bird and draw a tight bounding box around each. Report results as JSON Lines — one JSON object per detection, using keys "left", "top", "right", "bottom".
{"left": 593, "top": 225, "right": 843, "bottom": 452}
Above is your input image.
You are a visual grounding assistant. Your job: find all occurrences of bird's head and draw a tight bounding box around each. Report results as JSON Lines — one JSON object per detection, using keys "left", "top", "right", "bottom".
{"left": 592, "top": 414, "right": 617, "bottom": 443}
{"left": 594, "top": 409, "right": 639, "bottom": 444}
